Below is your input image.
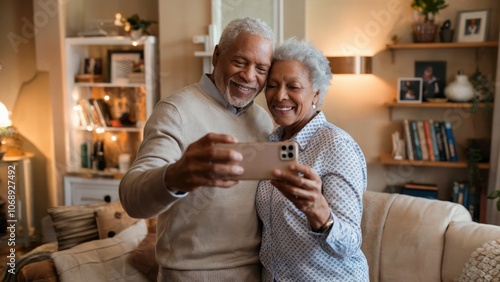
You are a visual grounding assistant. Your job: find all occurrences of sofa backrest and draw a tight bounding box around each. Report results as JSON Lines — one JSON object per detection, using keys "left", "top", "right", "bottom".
{"left": 362, "top": 191, "right": 471, "bottom": 282}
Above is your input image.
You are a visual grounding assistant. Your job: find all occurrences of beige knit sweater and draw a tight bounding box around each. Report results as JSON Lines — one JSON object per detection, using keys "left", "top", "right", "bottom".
{"left": 120, "top": 76, "right": 273, "bottom": 281}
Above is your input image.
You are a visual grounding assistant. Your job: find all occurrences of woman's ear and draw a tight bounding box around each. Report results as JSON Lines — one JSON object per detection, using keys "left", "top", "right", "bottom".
{"left": 313, "top": 92, "right": 320, "bottom": 105}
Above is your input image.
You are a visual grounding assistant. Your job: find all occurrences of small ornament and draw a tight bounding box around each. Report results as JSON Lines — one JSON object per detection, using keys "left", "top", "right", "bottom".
{"left": 445, "top": 70, "right": 475, "bottom": 102}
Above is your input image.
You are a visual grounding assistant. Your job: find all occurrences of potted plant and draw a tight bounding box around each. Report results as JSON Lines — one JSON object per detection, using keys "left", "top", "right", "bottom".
{"left": 0, "top": 126, "right": 17, "bottom": 159}
{"left": 411, "top": 0, "right": 448, "bottom": 42}
{"left": 469, "top": 69, "right": 495, "bottom": 113}
{"left": 118, "top": 14, "right": 157, "bottom": 40}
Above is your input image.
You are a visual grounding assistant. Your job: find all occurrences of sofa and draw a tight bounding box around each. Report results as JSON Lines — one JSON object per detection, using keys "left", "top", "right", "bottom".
{"left": 6, "top": 191, "right": 500, "bottom": 281}
{"left": 361, "top": 191, "right": 500, "bottom": 281}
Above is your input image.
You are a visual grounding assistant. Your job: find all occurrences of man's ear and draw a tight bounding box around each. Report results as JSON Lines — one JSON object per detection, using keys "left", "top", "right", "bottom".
{"left": 212, "top": 45, "right": 220, "bottom": 67}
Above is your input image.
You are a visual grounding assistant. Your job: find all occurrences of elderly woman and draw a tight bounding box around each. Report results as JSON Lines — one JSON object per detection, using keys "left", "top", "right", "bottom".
{"left": 256, "top": 38, "right": 369, "bottom": 281}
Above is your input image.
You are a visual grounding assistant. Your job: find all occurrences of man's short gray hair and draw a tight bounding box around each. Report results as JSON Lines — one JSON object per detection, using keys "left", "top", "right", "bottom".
{"left": 218, "top": 17, "right": 275, "bottom": 54}
{"left": 272, "top": 37, "right": 332, "bottom": 106}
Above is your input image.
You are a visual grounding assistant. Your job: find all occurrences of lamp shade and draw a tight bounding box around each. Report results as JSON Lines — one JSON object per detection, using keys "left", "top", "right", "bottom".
{"left": 328, "top": 56, "right": 372, "bottom": 74}
{"left": 0, "top": 102, "right": 12, "bottom": 127}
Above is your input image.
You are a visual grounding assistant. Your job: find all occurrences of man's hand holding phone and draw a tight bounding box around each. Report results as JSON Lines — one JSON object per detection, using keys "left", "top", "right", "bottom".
{"left": 164, "top": 133, "right": 244, "bottom": 192}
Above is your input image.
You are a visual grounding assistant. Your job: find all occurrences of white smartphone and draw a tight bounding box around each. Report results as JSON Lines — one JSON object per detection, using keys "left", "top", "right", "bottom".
{"left": 215, "top": 141, "right": 299, "bottom": 180}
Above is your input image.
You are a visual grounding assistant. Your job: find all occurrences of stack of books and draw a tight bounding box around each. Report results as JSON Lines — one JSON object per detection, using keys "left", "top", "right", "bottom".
{"left": 403, "top": 119, "right": 457, "bottom": 162}
{"left": 75, "top": 98, "right": 113, "bottom": 128}
{"left": 401, "top": 182, "right": 438, "bottom": 199}
{"left": 451, "top": 181, "right": 479, "bottom": 222}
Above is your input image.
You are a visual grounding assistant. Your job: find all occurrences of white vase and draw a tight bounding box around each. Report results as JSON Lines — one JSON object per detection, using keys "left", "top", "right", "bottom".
{"left": 445, "top": 72, "right": 475, "bottom": 102}
{"left": 129, "top": 28, "right": 144, "bottom": 41}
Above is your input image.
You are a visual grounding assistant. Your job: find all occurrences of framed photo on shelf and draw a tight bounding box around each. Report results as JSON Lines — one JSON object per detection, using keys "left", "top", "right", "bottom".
{"left": 414, "top": 61, "right": 446, "bottom": 101}
{"left": 397, "top": 78, "right": 423, "bottom": 103}
{"left": 456, "top": 9, "right": 489, "bottom": 42}
{"left": 107, "top": 50, "right": 143, "bottom": 84}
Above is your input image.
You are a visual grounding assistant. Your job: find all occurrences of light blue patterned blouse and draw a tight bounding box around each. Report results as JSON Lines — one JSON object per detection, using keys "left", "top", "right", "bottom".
{"left": 256, "top": 111, "right": 369, "bottom": 281}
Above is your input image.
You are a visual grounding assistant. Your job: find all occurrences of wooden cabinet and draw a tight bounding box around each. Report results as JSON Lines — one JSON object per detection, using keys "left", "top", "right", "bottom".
{"left": 63, "top": 36, "right": 158, "bottom": 204}
{"left": 381, "top": 43, "right": 497, "bottom": 223}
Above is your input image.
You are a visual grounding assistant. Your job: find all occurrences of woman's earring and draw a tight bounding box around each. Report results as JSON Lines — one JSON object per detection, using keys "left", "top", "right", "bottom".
{"left": 312, "top": 104, "right": 316, "bottom": 110}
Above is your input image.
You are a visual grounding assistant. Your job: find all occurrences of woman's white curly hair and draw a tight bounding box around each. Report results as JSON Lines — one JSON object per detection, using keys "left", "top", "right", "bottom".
{"left": 272, "top": 37, "right": 332, "bottom": 106}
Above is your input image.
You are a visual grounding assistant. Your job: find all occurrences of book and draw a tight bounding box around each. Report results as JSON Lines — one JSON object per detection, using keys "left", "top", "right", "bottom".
{"left": 78, "top": 99, "right": 95, "bottom": 127}
{"left": 401, "top": 182, "right": 438, "bottom": 199}
{"left": 92, "top": 99, "right": 107, "bottom": 127}
{"left": 451, "top": 181, "right": 460, "bottom": 203}
{"left": 451, "top": 180, "right": 480, "bottom": 222}
{"left": 428, "top": 120, "right": 440, "bottom": 161}
{"left": 94, "top": 99, "right": 113, "bottom": 127}
{"left": 89, "top": 104, "right": 103, "bottom": 127}
{"left": 423, "top": 120, "right": 435, "bottom": 161}
{"left": 434, "top": 121, "right": 447, "bottom": 161}
{"left": 417, "top": 121, "right": 429, "bottom": 160}
{"left": 410, "top": 120, "right": 422, "bottom": 160}
{"left": 404, "top": 182, "right": 438, "bottom": 190}
{"left": 403, "top": 119, "right": 414, "bottom": 161}
{"left": 439, "top": 122, "right": 451, "bottom": 161}
{"left": 444, "top": 122, "right": 458, "bottom": 162}
{"left": 75, "top": 103, "right": 89, "bottom": 127}
{"left": 467, "top": 183, "right": 479, "bottom": 222}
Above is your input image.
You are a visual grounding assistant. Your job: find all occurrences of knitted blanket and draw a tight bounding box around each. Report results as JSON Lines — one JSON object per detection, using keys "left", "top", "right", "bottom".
{"left": 3, "top": 242, "right": 58, "bottom": 282}
{"left": 361, "top": 191, "right": 397, "bottom": 282}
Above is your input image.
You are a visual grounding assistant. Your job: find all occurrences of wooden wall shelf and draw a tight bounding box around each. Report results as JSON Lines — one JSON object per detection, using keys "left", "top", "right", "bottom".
{"left": 386, "top": 41, "right": 498, "bottom": 63}
{"left": 387, "top": 41, "right": 498, "bottom": 50}
{"left": 380, "top": 153, "right": 490, "bottom": 169}
{"left": 385, "top": 101, "right": 494, "bottom": 109}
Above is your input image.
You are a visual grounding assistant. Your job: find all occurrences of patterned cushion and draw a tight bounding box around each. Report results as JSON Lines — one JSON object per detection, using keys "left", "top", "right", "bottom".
{"left": 47, "top": 202, "right": 106, "bottom": 251}
{"left": 458, "top": 238, "right": 500, "bottom": 281}
{"left": 94, "top": 201, "right": 139, "bottom": 239}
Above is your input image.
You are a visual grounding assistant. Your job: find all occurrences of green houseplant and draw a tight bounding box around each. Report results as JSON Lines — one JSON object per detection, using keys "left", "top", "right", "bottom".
{"left": 121, "top": 14, "right": 157, "bottom": 33}
{"left": 469, "top": 69, "right": 495, "bottom": 113}
{"left": 411, "top": 0, "right": 448, "bottom": 22}
{"left": 411, "top": 0, "right": 448, "bottom": 42}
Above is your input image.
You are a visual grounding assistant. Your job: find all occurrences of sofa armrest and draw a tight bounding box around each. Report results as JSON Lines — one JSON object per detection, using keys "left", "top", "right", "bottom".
{"left": 379, "top": 194, "right": 471, "bottom": 282}
{"left": 442, "top": 221, "right": 500, "bottom": 281}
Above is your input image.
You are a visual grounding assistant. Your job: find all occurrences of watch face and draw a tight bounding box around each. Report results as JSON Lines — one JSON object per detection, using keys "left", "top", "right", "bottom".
{"left": 324, "top": 219, "right": 334, "bottom": 231}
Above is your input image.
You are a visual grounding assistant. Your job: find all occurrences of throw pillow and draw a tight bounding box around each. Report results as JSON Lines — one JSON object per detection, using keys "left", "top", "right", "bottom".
{"left": 51, "top": 219, "right": 149, "bottom": 282}
{"left": 18, "top": 259, "right": 58, "bottom": 282}
{"left": 94, "top": 201, "right": 139, "bottom": 239}
{"left": 458, "top": 238, "right": 500, "bottom": 281}
{"left": 47, "top": 202, "right": 106, "bottom": 251}
{"left": 127, "top": 232, "right": 158, "bottom": 281}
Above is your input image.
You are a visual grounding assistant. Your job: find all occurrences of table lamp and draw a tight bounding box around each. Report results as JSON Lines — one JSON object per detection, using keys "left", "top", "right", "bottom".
{"left": 0, "top": 101, "right": 23, "bottom": 157}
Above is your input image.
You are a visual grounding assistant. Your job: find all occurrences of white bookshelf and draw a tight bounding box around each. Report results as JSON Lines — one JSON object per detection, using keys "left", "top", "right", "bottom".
{"left": 63, "top": 36, "right": 158, "bottom": 204}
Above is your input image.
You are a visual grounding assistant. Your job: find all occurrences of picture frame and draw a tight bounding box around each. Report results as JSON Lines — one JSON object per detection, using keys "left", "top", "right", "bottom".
{"left": 397, "top": 78, "right": 423, "bottom": 103}
{"left": 456, "top": 9, "right": 490, "bottom": 42}
{"left": 414, "top": 61, "right": 447, "bottom": 101}
{"left": 107, "top": 50, "right": 143, "bottom": 84}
